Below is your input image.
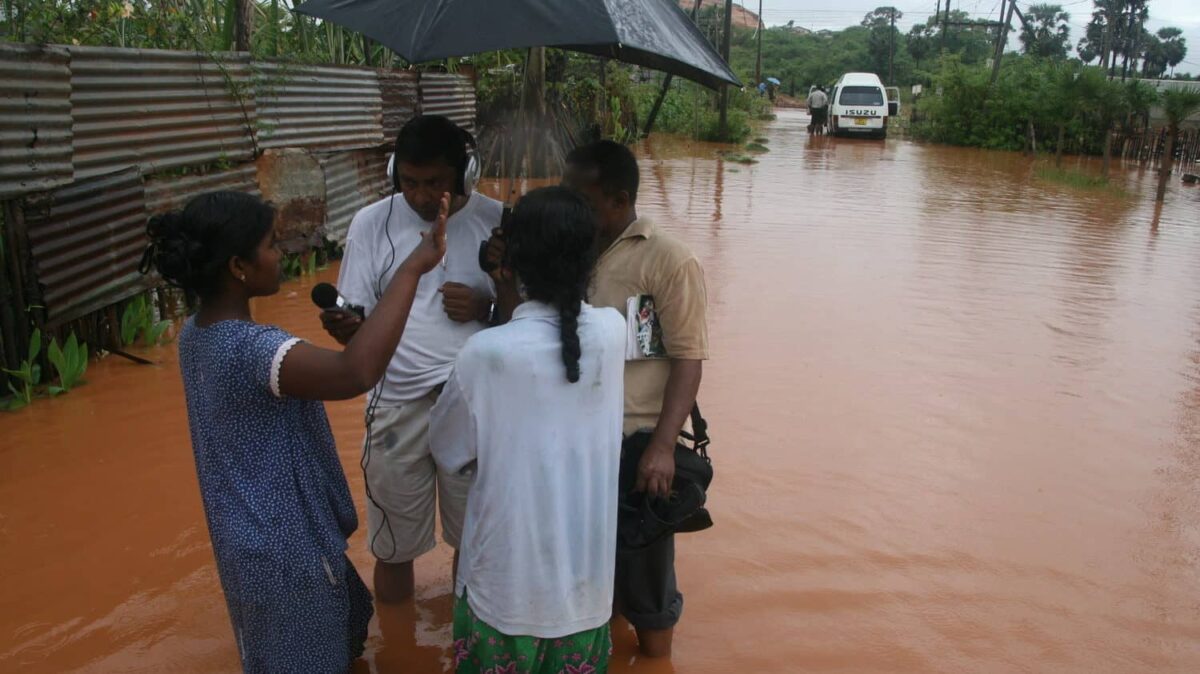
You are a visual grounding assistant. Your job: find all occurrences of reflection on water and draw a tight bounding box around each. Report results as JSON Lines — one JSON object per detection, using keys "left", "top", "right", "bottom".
{"left": 3, "top": 109, "right": 1200, "bottom": 672}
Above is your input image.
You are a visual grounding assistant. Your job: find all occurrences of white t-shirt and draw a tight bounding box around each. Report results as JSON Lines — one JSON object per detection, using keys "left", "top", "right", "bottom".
{"left": 807, "top": 90, "right": 829, "bottom": 109}
{"left": 429, "top": 302, "right": 626, "bottom": 638}
{"left": 337, "top": 192, "right": 503, "bottom": 405}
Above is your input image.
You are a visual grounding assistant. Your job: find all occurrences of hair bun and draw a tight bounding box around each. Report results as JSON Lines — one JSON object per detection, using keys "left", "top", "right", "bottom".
{"left": 145, "top": 210, "right": 200, "bottom": 289}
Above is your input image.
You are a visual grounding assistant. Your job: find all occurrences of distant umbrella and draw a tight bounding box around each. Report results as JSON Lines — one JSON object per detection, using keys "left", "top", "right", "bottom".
{"left": 293, "top": 0, "right": 741, "bottom": 89}
{"left": 766, "top": 77, "right": 781, "bottom": 85}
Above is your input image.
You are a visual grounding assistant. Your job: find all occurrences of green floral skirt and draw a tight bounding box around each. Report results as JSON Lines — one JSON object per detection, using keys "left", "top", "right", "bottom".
{"left": 452, "top": 593, "right": 612, "bottom": 674}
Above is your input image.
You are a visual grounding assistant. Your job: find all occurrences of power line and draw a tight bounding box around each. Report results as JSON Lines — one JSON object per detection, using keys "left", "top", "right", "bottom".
{"left": 762, "top": 9, "right": 939, "bottom": 15}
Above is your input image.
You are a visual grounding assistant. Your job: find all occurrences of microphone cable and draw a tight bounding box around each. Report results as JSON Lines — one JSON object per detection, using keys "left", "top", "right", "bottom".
{"left": 361, "top": 186, "right": 400, "bottom": 562}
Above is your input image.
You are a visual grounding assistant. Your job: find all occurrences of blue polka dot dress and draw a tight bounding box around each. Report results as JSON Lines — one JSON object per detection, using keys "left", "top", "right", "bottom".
{"left": 178, "top": 319, "right": 373, "bottom": 673}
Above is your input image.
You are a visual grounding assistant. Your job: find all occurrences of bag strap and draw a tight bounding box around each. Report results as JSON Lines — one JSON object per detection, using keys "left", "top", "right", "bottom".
{"left": 680, "top": 402, "right": 711, "bottom": 458}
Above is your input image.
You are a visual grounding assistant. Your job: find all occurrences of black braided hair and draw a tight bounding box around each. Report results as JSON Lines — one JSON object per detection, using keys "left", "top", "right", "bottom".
{"left": 140, "top": 191, "right": 273, "bottom": 305}
{"left": 504, "top": 187, "right": 598, "bottom": 384}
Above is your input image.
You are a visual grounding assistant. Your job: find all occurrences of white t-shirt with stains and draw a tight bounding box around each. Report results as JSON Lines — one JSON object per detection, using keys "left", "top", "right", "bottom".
{"left": 430, "top": 301, "right": 626, "bottom": 638}
{"left": 337, "top": 192, "right": 502, "bottom": 405}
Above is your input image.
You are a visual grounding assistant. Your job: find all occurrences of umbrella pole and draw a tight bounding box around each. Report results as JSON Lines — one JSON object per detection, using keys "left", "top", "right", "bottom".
{"left": 644, "top": 0, "right": 703, "bottom": 138}
{"left": 643, "top": 75, "right": 673, "bottom": 137}
{"left": 600, "top": 57, "right": 608, "bottom": 136}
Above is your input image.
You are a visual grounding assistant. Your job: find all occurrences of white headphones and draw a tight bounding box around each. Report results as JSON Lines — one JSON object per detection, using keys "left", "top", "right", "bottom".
{"left": 461, "top": 148, "right": 481, "bottom": 194}
{"left": 387, "top": 134, "right": 481, "bottom": 196}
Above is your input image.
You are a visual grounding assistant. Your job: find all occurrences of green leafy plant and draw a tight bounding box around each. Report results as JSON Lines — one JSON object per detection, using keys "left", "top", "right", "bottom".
{"left": 47, "top": 332, "right": 88, "bottom": 396}
{"left": 121, "top": 295, "right": 173, "bottom": 347}
{"left": 146, "top": 319, "right": 172, "bottom": 346}
{"left": 3, "top": 328, "right": 42, "bottom": 410}
{"left": 719, "top": 152, "right": 758, "bottom": 165}
{"left": 1034, "top": 165, "right": 1128, "bottom": 195}
{"left": 609, "top": 96, "right": 628, "bottom": 142}
{"left": 120, "top": 296, "right": 147, "bottom": 345}
{"left": 282, "top": 253, "right": 303, "bottom": 279}
{"left": 305, "top": 252, "right": 318, "bottom": 276}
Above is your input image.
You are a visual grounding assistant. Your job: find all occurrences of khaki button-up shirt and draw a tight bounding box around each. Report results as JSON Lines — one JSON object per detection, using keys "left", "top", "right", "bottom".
{"left": 591, "top": 217, "right": 709, "bottom": 434}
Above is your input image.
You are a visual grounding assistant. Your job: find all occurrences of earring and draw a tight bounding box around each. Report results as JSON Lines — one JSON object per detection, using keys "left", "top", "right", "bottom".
{"left": 239, "top": 274, "right": 247, "bottom": 282}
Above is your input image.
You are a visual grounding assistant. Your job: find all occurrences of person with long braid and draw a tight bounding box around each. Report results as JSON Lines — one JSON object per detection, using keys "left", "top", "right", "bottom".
{"left": 429, "top": 187, "right": 626, "bottom": 672}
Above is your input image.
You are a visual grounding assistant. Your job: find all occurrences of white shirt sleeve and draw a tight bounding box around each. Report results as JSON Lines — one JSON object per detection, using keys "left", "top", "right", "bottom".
{"left": 338, "top": 209, "right": 383, "bottom": 314}
{"left": 430, "top": 366, "right": 478, "bottom": 475}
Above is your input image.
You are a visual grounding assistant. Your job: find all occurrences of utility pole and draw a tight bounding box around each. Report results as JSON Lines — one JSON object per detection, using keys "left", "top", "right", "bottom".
{"left": 755, "top": 0, "right": 764, "bottom": 86}
{"left": 718, "top": 0, "right": 734, "bottom": 140}
{"left": 989, "top": 0, "right": 1012, "bottom": 86}
{"left": 888, "top": 8, "right": 895, "bottom": 84}
{"left": 940, "top": 0, "right": 950, "bottom": 52}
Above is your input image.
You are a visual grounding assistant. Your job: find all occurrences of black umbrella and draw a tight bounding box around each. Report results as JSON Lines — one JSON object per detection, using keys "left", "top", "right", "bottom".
{"left": 293, "top": 0, "right": 742, "bottom": 90}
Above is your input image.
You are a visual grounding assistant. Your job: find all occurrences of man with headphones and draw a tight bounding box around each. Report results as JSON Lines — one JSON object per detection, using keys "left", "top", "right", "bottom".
{"left": 320, "top": 115, "right": 508, "bottom": 603}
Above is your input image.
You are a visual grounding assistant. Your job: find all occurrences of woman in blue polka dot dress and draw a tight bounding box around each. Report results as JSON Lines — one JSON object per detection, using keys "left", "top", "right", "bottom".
{"left": 141, "top": 190, "right": 449, "bottom": 672}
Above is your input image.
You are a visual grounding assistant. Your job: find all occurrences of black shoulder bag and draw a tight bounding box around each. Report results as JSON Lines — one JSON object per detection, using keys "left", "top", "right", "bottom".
{"left": 617, "top": 404, "right": 714, "bottom": 552}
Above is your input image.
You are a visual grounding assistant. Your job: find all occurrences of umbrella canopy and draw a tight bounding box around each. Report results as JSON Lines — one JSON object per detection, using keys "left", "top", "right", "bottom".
{"left": 293, "top": 0, "right": 742, "bottom": 90}
{"left": 766, "top": 77, "right": 781, "bottom": 85}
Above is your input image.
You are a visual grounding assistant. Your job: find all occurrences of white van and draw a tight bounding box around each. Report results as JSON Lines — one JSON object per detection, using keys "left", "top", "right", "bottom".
{"left": 829, "top": 72, "right": 890, "bottom": 140}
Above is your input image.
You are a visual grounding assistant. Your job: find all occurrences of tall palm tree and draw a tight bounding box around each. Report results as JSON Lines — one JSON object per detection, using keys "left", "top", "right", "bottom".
{"left": 1020, "top": 4, "right": 1071, "bottom": 59}
{"left": 1155, "top": 87, "right": 1200, "bottom": 202}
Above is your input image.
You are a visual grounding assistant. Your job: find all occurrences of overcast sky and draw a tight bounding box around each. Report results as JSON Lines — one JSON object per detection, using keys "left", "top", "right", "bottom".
{"left": 748, "top": 0, "right": 1200, "bottom": 75}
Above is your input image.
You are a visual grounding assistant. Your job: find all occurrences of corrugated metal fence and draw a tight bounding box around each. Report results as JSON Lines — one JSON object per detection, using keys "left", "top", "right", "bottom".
{"left": 319, "top": 148, "right": 391, "bottom": 245}
{"left": 255, "top": 62, "right": 385, "bottom": 151}
{"left": 0, "top": 43, "right": 73, "bottom": 198}
{"left": 22, "top": 168, "right": 151, "bottom": 326}
{"left": 419, "top": 71, "right": 478, "bottom": 135}
{"left": 0, "top": 44, "right": 475, "bottom": 377}
{"left": 69, "top": 47, "right": 258, "bottom": 182}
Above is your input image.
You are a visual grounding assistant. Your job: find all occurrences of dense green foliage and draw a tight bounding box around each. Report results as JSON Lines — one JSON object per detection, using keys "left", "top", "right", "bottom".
{"left": 1, "top": 0, "right": 399, "bottom": 65}
{"left": 632, "top": 81, "right": 769, "bottom": 143}
{"left": 719, "top": 3, "right": 1191, "bottom": 95}
{"left": 911, "top": 56, "right": 1157, "bottom": 154}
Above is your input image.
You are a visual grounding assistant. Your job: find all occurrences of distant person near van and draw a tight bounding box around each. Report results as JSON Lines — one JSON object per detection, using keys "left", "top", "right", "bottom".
{"left": 807, "top": 86, "right": 829, "bottom": 135}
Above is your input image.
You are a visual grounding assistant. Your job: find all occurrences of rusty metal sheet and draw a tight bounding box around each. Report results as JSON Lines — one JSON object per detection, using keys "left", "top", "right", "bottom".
{"left": 22, "top": 168, "right": 151, "bottom": 326}
{"left": 418, "top": 72, "right": 477, "bottom": 134}
{"left": 255, "top": 62, "right": 384, "bottom": 151}
{"left": 255, "top": 149, "right": 327, "bottom": 252}
{"left": 144, "top": 164, "right": 260, "bottom": 215}
{"left": 69, "top": 46, "right": 257, "bottom": 182}
{"left": 0, "top": 43, "right": 73, "bottom": 198}
{"left": 379, "top": 70, "right": 418, "bottom": 141}
{"left": 318, "top": 148, "right": 390, "bottom": 245}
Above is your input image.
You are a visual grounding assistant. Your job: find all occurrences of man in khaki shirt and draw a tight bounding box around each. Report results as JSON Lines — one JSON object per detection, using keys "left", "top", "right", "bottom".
{"left": 564, "top": 141, "right": 708, "bottom": 658}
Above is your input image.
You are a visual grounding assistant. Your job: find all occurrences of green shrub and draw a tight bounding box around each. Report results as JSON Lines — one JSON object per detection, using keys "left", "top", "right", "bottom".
{"left": 3, "top": 329, "right": 41, "bottom": 410}
{"left": 47, "top": 332, "right": 88, "bottom": 396}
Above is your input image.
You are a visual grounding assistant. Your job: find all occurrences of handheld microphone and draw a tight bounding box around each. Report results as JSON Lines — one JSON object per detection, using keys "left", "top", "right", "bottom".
{"left": 311, "top": 283, "right": 365, "bottom": 318}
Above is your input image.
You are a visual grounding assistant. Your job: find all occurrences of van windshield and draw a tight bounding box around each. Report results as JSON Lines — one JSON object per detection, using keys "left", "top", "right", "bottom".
{"left": 839, "top": 86, "right": 884, "bottom": 106}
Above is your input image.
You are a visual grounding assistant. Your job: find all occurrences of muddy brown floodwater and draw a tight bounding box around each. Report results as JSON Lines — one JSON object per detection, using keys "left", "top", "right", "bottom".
{"left": 4, "top": 109, "right": 1200, "bottom": 673}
